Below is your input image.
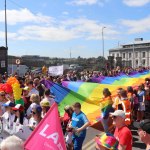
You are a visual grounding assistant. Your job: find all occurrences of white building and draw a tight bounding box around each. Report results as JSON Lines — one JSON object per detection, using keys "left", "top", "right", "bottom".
{"left": 109, "top": 40, "right": 150, "bottom": 68}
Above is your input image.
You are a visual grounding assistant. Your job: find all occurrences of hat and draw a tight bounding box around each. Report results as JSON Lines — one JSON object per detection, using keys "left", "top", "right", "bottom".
{"left": 12, "top": 104, "right": 24, "bottom": 111}
{"left": 23, "top": 86, "right": 29, "bottom": 91}
{"left": 134, "top": 119, "right": 150, "bottom": 134}
{"left": 40, "top": 100, "right": 50, "bottom": 107}
{"left": 3, "top": 101, "right": 15, "bottom": 107}
{"left": 110, "top": 110, "right": 126, "bottom": 119}
{"left": 35, "top": 105, "right": 42, "bottom": 113}
{"left": 95, "top": 133, "right": 118, "bottom": 150}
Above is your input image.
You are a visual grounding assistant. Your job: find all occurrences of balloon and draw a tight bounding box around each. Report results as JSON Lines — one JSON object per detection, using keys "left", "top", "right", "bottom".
{"left": 3, "top": 83, "right": 13, "bottom": 93}
{"left": 15, "top": 98, "right": 24, "bottom": 106}
{"left": 0, "top": 84, "right": 4, "bottom": 92}
{"left": 12, "top": 83, "right": 22, "bottom": 100}
{"left": 7, "top": 77, "right": 19, "bottom": 86}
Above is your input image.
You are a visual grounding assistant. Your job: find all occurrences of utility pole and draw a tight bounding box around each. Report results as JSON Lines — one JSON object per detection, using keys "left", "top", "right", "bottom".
{"left": 102, "top": 27, "right": 106, "bottom": 58}
{"left": 5, "top": 0, "right": 8, "bottom": 48}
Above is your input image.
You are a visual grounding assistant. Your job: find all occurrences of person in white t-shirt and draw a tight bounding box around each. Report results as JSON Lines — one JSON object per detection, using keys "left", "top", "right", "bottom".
{"left": 12, "top": 104, "right": 28, "bottom": 126}
{"left": 44, "top": 89, "right": 55, "bottom": 106}
{"left": 29, "top": 105, "right": 42, "bottom": 130}
{"left": 2, "top": 101, "right": 15, "bottom": 131}
{"left": 27, "top": 80, "right": 39, "bottom": 96}
{"left": 26, "top": 94, "right": 40, "bottom": 117}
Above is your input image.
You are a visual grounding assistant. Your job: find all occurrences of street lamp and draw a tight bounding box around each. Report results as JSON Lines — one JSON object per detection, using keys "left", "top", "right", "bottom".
{"left": 102, "top": 27, "right": 106, "bottom": 58}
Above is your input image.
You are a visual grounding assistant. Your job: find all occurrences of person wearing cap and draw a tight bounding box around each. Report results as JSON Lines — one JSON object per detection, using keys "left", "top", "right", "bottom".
{"left": 2, "top": 101, "right": 16, "bottom": 131}
{"left": 40, "top": 99, "right": 50, "bottom": 118}
{"left": 111, "top": 110, "right": 132, "bottom": 150}
{"left": 29, "top": 105, "right": 42, "bottom": 130}
{"left": 134, "top": 119, "right": 150, "bottom": 150}
{"left": 12, "top": 104, "right": 28, "bottom": 125}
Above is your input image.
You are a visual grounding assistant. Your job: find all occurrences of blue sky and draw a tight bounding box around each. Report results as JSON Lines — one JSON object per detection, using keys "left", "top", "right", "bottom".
{"left": 0, "top": 0, "right": 150, "bottom": 58}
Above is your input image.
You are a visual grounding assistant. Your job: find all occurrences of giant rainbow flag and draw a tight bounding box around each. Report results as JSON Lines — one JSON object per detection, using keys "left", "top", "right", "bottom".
{"left": 42, "top": 71, "right": 150, "bottom": 124}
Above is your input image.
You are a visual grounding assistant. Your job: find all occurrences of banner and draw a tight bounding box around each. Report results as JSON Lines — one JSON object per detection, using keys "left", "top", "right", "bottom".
{"left": 24, "top": 103, "right": 66, "bottom": 150}
{"left": 49, "top": 65, "right": 63, "bottom": 76}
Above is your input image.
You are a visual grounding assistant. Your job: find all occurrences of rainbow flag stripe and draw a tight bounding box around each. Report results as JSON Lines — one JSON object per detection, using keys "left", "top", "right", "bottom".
{"left": 42, "top": 71, "right": 150, "bottom": 124}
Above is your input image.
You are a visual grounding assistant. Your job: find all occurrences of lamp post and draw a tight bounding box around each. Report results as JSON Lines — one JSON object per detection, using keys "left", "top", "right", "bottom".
{"left": 102, "top": 27, "right": 106, "bottom": 58}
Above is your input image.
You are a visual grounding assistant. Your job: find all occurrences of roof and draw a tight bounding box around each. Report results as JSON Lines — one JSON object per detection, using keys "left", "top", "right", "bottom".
{"left": 121, "top": 40, "right": 150, "bottom": 46}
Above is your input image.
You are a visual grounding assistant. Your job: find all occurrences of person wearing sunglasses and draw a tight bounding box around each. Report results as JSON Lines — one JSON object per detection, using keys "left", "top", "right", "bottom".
{"left": 134, "top": 119, "right": 150, "bottom": 150}
{"left": 110, "top": 110, "right": 132, "bottom": 150}
{"left": 29, "top": 105, "right": 42, "bottom": 130}
{"left": 12, "top": 104, "right": 28, "bottom": 125}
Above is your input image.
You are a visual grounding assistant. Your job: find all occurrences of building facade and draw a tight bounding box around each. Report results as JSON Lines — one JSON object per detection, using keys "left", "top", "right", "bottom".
{"left": 109, "top": 40, "right": 150, "bottom": 68}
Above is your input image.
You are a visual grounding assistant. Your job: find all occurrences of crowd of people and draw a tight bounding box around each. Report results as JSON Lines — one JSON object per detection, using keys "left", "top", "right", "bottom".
{"left": 0, "top": 67, "right": 150, "bottom": 150}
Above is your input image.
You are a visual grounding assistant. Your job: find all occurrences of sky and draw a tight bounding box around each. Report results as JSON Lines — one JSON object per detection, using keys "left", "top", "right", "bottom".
{"left": 0, "top": 0, "right": 150, "bottom": 58}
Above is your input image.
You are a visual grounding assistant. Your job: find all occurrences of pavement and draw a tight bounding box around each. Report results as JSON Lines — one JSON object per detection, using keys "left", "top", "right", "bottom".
{"left": 83, "top": 124, "right": 146, "bottom": 150}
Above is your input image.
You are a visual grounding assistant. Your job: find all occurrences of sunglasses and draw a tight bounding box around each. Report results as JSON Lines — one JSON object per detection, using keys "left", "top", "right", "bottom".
{"left": 0, "top": 95, "right": 5, "bottom": 97}
{"left": 112, "top": 116, "right": 117, "bottom": 119}
{"left": 31, "top": 111, "right": 36, "bottom": 115}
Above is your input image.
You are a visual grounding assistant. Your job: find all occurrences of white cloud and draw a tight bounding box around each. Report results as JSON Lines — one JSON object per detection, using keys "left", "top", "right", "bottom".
{"left": 62, "top": 11, "right": 69, "bottom": 15}
{"left": 121, "top": 15, "right": 150, "bottom": 34}
{"left": 123, "top": 0, "right": 150, "bottom": 7}
{"left": 0, "top": 8, "right": 53, "bottom": 25}
{"left": 0, "top": 8, "right": 119, "bottom": 41}
{"left": 14, "top": 18, "right": 119, "bottom": 41}
{"left": 67, "top": 0, "right": 109, "bottom": 6}
{"left": 16, "top": 25, "right": 80, "bottom": 41}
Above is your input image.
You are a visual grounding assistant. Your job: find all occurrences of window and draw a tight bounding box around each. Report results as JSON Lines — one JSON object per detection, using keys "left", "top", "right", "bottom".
{"left": 123, "top": 53, "right": 125, "bottom": 58}
{"left": 135, "top": 52, "right": 138, "bottom": 58}
{"left": 112, "top": 53, "right": 115, "bottom": 57}
{"left": 142, "top": 59, "right": 146, "bottom": 66}
{"left": 136, "top": 60, "right": 138, "bottom": 66}
{"left": 117, "top": 53, "right": 119, "bottom": 57}
{"left": 129, "top": 53, "right": 132, "bottom": 58}
{"left": 142, "top": 52, "right": 146, "bottom": 58}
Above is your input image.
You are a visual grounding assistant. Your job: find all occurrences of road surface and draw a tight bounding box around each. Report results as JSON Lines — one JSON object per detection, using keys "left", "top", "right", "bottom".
{"left": 83, "top": 126, "right": 146, "bottom": 150}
